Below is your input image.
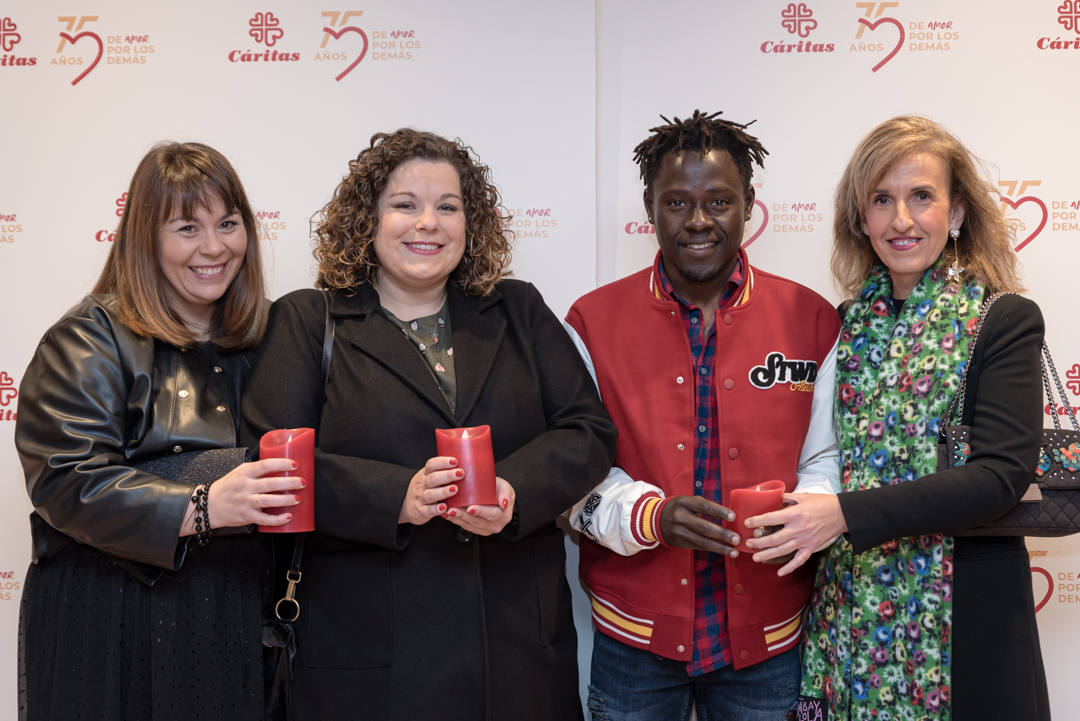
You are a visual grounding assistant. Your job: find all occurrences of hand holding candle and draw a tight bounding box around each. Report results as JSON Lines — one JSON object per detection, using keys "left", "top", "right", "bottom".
{"left": 434, "top": 425, "right": 497, "bottom": 507}
{"left": 725, "top": 480, "right": 786, "bottom": 554}
{"left": 258, "top": 428, "right": 316, "bottom": 533}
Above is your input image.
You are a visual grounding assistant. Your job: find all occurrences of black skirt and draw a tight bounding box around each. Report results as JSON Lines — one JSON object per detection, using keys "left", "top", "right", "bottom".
{"left": 19, "top": 533, "right": 271, "bottom": 721}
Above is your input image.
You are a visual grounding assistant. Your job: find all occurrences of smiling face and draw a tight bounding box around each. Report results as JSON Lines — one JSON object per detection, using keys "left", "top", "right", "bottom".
{"left": 372, "top": 159, "right": 467, "bottom": 305}
{"left": 644, "top": 149, "right": 753, "bottom": 304}
{"left": 862, "top": 152, "right": 965, "bottom": 299}
{"left": 157, "top": 192, "right": 247, "bottom": 337}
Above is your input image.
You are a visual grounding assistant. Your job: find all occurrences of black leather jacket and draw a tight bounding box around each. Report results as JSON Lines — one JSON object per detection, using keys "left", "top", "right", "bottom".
{"left": 16, "top": 295, "right": 252, "bottom": 573}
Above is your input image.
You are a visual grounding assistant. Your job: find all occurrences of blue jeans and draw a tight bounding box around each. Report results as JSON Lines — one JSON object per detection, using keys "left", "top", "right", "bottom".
{"left": 587, "top": 632, "right": 799, "bottom": 721}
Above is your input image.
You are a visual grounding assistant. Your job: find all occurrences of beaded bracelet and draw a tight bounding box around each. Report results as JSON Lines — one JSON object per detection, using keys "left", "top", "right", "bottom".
{"left": 191, "top": 482, "right": 213, "bottom": 547}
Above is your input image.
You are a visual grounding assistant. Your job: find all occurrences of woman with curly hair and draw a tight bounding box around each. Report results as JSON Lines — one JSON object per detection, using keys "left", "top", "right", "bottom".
{"left": 241, "top": 128, "right": 616, "bottom": 721}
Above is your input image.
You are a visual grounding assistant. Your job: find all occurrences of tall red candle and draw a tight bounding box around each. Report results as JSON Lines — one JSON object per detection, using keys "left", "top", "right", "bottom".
{"left": 725, "top": 480, "right": 786, "bottom": 553}
{"left": 258, "top": 427, "right": 315, "bottom": 533}
{"left": 434, "top": 425, "right": 497, "bottom": 508}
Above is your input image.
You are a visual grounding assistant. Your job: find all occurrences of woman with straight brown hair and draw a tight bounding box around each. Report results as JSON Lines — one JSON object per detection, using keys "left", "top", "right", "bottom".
{"left": 16, "top": 141, "right": 305, "bottom": 721}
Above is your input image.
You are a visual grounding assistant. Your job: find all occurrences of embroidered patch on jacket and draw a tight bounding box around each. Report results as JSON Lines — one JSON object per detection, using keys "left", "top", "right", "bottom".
{"left": 748, "top": 351, "right": 818, "bottom": 390}
{"left": 577, "top": 491, "right": 603, "bottom": 541}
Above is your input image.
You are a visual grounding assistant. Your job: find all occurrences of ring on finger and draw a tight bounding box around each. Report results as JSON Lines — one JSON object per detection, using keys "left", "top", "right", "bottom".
{"left": 254, "top": 493, "right": 262, "bottom": 509}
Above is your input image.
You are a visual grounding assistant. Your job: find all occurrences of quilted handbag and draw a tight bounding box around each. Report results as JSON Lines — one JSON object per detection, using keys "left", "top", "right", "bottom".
{"left": 938, "top": 293, "right": 1080, "bottom": 536}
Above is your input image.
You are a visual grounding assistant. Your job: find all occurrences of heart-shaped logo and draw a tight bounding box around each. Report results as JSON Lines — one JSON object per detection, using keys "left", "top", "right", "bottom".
{"left": 1000, "top": 195, "right": 1048, "bottom": 252}
{"left": 1, "top": 17, "right": 22, "bottom": 52}
{"left": 742, "top": 199, "right": 769, "bottom": 248}
{"left": 323, "top": 26, "right": 368, "bottom": 82}
{"left": 856, "top": 17, "right": 905, "bottom": 72}
{"left": 1031, "top": 565, "right": 1053, "bottom": 613}
{"left": 58, "top": 31, "right": 103, "bottom": 86}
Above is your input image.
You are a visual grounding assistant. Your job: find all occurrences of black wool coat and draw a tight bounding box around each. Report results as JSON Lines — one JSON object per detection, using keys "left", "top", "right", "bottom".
{"left": 241, "top": 280, "right": 617, "bottom": 721}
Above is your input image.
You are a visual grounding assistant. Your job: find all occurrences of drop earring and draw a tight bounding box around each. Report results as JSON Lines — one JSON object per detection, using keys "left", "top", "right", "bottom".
{"left": 947, "top": 227, "right": 965, "bottom": 279}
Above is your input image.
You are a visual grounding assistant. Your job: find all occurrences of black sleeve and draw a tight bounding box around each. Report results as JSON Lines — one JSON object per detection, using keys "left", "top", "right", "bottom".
{"left": 15, "top": 302, "right": 194, "bottom": 568}
{"left": 239, "top": 290, "right": 416, "bottom": 550}
{"left": 840, "top": 295, "right": 1044, "bottom": 553}
{"left": 493, "top": 283, "right": 618, "bottom": 540}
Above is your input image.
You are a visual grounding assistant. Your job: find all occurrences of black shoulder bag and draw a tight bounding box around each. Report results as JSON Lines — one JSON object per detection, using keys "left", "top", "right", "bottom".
{"left": 264, "top": 290, "right": 335, "bottom": 721}
{"left": 938, "top": 292, "right": 1080, "bottom": 536}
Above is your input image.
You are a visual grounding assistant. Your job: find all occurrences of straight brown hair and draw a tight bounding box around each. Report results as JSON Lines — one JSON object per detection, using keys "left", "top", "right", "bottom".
{"left": 93, "top": 142, "right": 266, "bottom": 350}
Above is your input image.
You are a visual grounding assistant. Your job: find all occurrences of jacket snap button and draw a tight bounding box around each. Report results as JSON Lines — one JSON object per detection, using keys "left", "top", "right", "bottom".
{"left": 723, "top": 314, "right": 734, "bottom": 325}
{"left": 172, "top": 445, "right": 183, "bottom": 453}
{"left": 723, "top": 378, "right": 735, "bottom": 390}
{"left": 675, "top": 376, "right": 684, "bottom": 384}
{"left": 739, "top": 649, "right": 749, "bottom": 660}
{"left": 212, "top": 365, "right": 223, "bottom": 374}
{"left": 455, "top": 529, "right": 474, "bottom": 544}
{"left": 728, "top": 448, "right": 738, "bottom": 459}
{"left": 677, "top": 644, "right": 686, "bottom": 653}
{"left": 177, "top": 389, "right": 189, "bottom": 398}
{"left": 676, "top": 443, "right": 685, "bottom": 451}
{"left": 680, "top": 577, "right": 688, "bottom": 586}
{"left": 215, "top": 404, "right": 227, "bottom": 413}
{"left": 734, "top": 584, "right": 745, "bottom": 595}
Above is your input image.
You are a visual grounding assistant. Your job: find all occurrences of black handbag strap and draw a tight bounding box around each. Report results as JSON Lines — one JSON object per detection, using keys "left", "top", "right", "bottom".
{"left": 274, "top": 289, "right": 336, "bottom": 623}
{"left": 944, "top": 292, "right": 1078, "bottom": 431}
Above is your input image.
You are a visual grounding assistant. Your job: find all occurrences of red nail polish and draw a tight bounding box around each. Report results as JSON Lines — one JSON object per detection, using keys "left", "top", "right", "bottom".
{"left": 286, "top": 514, "right": 293, "bottom": 521}
{"left": 467, "top": 508, "right": 476, "bottom": 515}
{"left": 291, "top": 461, "right": 299, "bottom": 470}
{"left": 455, "top": 469, "right": 465, "bottom": 479}
{"left": 294, "top": 495, "right": 302, "bottom": 503}
{"left": 501, "top": 499, "right": 508, "bottom": 509}
{"left": 448, "top": 457, "right": 458, "bottom": 466}
{"left": 300, "top": 478, "right": 308, "bottom": 488}
{"left": 448, "top": 486, "right": 458, "bottom": 495}
{"left": 441, "top": 513, "right": 449, "bottom": 519}
{"left": 448, "top": 509, "right": 457, "bottom": 517}
{"left": 438, "top": 503, "right": 447, "bottom": 513}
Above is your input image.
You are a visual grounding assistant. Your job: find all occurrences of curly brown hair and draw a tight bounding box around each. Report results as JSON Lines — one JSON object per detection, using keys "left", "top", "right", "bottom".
{"left": 833, "top": 115, "right": 1023, "bottom": 296}
{"left": 313, "top": 129, "right": 511, "bottom": 296}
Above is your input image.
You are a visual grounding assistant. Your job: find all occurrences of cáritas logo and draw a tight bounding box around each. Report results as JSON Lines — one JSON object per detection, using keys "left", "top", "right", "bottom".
{"left": 1036, "top": 0, "right": 1080, "bottom": 49}
{"left": 229, "top": 11, "right": 300, "bottom": 63}
{"left": 1, "top": 17, "right": 37, "bottom": 67}
{"left": 761, "top": 3, "right": 836, "bottom": 54}
{"left": 0, "top": 371, "right": 18, "bottom": 421}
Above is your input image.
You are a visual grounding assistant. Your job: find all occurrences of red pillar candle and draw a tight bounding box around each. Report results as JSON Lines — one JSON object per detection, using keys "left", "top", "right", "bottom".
{"left": 434, "top": 425, "right": 497, "bottom": 508}
{"left": 725, "top": 480, "right": 786, "bottom": 553}
{"left": 258, "top": 427, "right": 315, "bottom": 533}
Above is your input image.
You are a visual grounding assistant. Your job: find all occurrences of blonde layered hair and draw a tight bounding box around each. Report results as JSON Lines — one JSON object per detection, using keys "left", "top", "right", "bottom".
{"left": 832, "top": 115, "right": 1022, "bottom": 296}
{"left": 93, "top": 142, "right": 266, "bottom": 350}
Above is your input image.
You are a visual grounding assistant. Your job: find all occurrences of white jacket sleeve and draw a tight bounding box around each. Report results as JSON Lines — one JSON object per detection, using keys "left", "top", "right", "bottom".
{"left": 564, "top": 322, "right": 665, "bottom": 556}
{"left": 793, "top": 334, "right": 841, "bottom": 496}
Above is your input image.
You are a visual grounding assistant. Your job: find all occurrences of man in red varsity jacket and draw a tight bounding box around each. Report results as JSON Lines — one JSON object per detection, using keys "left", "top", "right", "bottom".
{"left": 565, "top": 110, "right": 841, "bottom": 720}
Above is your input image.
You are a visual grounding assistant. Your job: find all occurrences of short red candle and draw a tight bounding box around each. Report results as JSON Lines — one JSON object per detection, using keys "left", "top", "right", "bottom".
{"left": 258, "top": 427, "right": 315, "bottom": 533}
{"left": 725, "top": 480, "right": 786, "bottom": 553}
{"left": 435, "top": 425, "right": 497, "bottom": 508}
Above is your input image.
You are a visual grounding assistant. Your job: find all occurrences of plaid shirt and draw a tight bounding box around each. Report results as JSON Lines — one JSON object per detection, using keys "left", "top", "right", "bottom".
{"left": 657, "top": 257, "right": 745, "bottom": 677}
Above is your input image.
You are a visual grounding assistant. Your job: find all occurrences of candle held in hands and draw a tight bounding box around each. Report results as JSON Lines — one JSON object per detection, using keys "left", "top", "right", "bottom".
{"left": 258, "top": 427, "right": 315, "bottom": 533}
{"left": 434, "top": 425, "right": 497, "bottom": 508}
{"left": 725, "top": 480, "right": 786, "bottom": 553}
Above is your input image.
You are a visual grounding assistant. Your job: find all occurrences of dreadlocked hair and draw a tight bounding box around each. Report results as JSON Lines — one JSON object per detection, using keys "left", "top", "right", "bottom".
{"left": 632, "top": 110, "right": 768, "bottom": 191}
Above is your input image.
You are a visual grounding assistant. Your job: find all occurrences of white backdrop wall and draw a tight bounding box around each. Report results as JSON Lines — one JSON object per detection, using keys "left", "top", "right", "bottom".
{"left": 2, "top": 0, "right": 1078, "bottom": 718}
